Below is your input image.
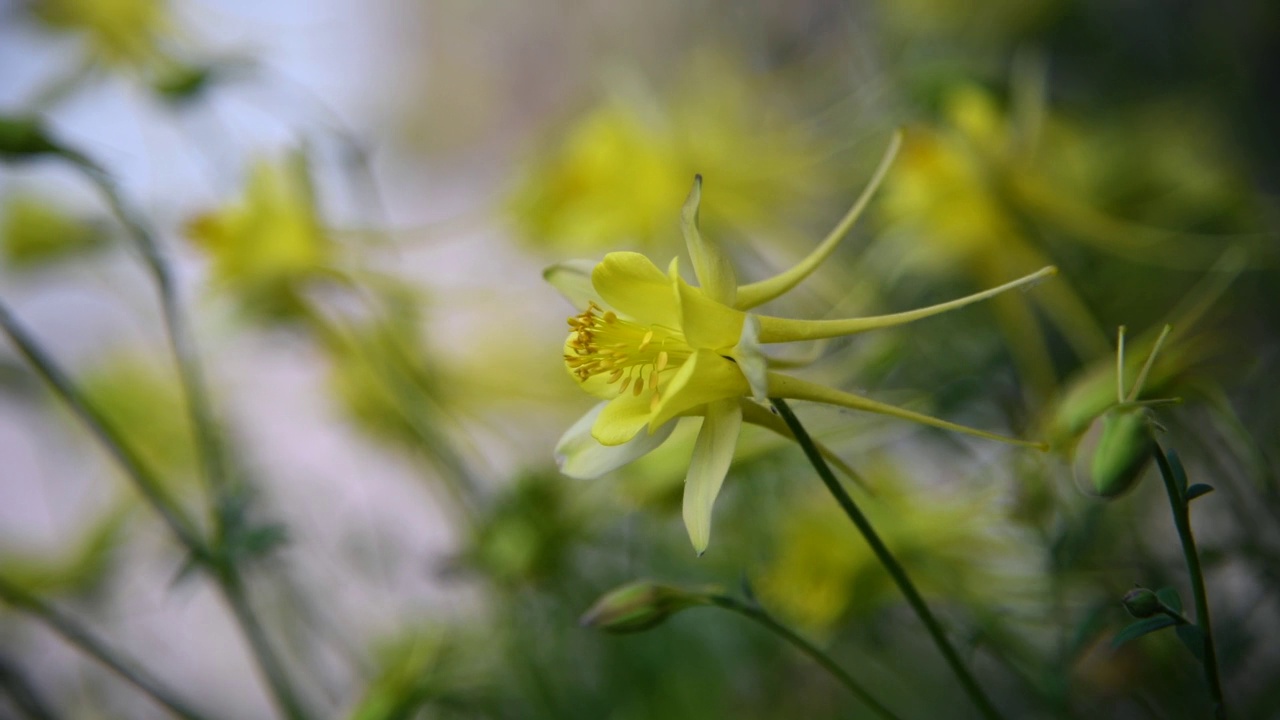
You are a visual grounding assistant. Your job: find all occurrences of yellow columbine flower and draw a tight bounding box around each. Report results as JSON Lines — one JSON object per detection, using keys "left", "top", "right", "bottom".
{"left": 549, "top": 134, "right": 1054, "bottom": 554}
{"left": 31, "top": 0, "right": 173, "bottom": 72}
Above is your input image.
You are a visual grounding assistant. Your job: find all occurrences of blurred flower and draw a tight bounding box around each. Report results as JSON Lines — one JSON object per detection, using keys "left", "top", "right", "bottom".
{"left": 186, "top": 151, "right": 333, "bottom": 320}
{"left": 756, "top": 469, "right": 1042, "bottom": 634}
{"left": 551, "top": 158, "right": 1051, "bottom": 553}
{"left": 510, "top": 54, "right": 824, "bottom": 253}
{"left": 28, "top": 0, "right": 174, "bottom": 73}
{"left": 0, "top": 504, "right": 129, "bottom": 597}
{"left": 1, "top": 192, "right": 103, "bottom": 269}
{"left": 77, "top": 356, "right": 196, "bottom": 496}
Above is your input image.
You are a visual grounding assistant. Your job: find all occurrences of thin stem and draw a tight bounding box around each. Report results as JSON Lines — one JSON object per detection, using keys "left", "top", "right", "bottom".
{"left": 83, "top": 169, "right": 312, "bottom": 720}
{"left": 0, "top": 300, "right": 206, "bottom": 555}
{"left": 707, "top": 594, "right": 904, "bottom": 720}
{"left": 0, "top": 576, "right": 216, "bottom": 720}
{"left": 771, "top": 398, "right": 1005, "bottom": 720}
{"left": 1152, "top": 444, "right": 1225, "bottom": 718}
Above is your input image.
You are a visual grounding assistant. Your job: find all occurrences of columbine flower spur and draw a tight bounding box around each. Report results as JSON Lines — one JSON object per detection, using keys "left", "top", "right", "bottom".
{"left": 548, "top": 133, "right": 1054, "bottom": 554}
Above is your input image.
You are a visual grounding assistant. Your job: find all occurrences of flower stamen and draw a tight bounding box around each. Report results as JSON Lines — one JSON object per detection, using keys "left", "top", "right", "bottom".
{"left": 565, "top": 302, "right": 691, "bottom": 406}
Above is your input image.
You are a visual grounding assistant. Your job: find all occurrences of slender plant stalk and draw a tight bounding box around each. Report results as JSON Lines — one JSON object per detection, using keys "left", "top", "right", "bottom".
{"left": 82, "top": 168, "right": 313, "bottom": 720}
{"left": 1152, "top": 443, "right": 1225, "bottom": 718}
{"left": 707, "top": 594, "right": 904, "bottom": 720}
{"left": 0, "top": 301, "right": 205, "bottom": 555}
{"left": 0, "top": 576, "right": 216, "bottom": 720}
{"left": 770, "top": 398, "right": 1004, "bottom": 720}
{"left": 0, "top": 651, "right": 61, "bottom": 720}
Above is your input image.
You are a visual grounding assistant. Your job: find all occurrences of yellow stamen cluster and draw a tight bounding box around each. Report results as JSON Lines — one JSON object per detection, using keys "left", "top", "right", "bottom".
{"left": 565, "top": 302, "right": 688, "bottom": 410}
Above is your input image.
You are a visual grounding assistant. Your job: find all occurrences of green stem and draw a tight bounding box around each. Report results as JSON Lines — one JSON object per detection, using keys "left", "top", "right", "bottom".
{"left": 707, "top": 594, "right": 904, "bottom": 720}
{"left": 0, "top": 651, "right": 61, "bottom": 720}
{"left": 0, "top": 576, "right": 216, "bottom": 720}
{"left": 68, "top": 157, "right": 313, "bottom": 720}
{"left": 1152, "top": 443, "right": 1225, "bottom": 718}
{"left": 770, "top": 398, "right": 1004, "bottom": 720}
{"left": 0, "top": 300, "right": 206, "bottom": 555}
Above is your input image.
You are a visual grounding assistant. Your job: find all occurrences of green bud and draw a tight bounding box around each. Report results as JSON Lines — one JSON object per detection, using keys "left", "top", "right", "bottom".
{"left": 579, "top": 581, "right": 704, "bottom": 634}
{"left": 1087, "top": 407, "right": 1154, "bottom": 497}
{"left": 1122, "top": 587, "right": 1161, "bottom": 618}
{"left": 0, "top": 116, "right": 61, "bottom": 160}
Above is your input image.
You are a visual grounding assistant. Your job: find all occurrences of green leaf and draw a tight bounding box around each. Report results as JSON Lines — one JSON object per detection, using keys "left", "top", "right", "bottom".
{"left": 1112, "top": 616, "right": 1178, "bottom": 649}
{"left": 1185, "top": 483, "right": 1215, "bottom": 502}
{"left": 1175, "top": 624, "right": 1206, "bottom": 663}
{"left": 1156, "top": 586, "right": 1183, "bottom": 615}
{"left": 1165, "top": 448, "right": 1189, "bottom": 496}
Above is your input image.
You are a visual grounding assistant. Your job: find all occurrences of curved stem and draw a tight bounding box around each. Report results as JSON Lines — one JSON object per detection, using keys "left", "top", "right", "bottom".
{"left": 0, "top": 576, "right": 216, "bottom": 720}
{"left": 770, "top": 398, "right": 1005, "bottom": 720}
{"left": 1152, "top": 444, "right": 1225, "bottom": 718}
{"left": 707, "top": 594, "right": 903, "bottom": 720}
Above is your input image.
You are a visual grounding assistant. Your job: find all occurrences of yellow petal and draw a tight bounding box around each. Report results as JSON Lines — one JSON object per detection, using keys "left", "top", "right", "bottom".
{"left": 683, "top": 399, "right": 742, "bottom": 555}
{"left": 592, "top": 252, "right": 681, "bottom": 328}
{"left": 673, "top": 267, "right": 745, "bottom": 350}
{"left": 650, "top": 349, "right": 750, "bottom": 430}
{"left": 557, "top": 402, "right": 677, "bottom": 478}
{"left": 680, "top": 175, "right": 737, "bottom": 305}
{"left": 592, "top": 391, "right": 657, "bottom": 446}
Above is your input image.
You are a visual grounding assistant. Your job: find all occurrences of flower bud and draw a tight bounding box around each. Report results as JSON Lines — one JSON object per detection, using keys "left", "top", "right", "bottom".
{"left": 1122, "top": 587, "right": 1161, "bottom": 618}
{"left": 1082, "top": 407, "right": 1154, "bottom": 498}
{"left": 579, "top": 581, "right": 704, "bottom": 634}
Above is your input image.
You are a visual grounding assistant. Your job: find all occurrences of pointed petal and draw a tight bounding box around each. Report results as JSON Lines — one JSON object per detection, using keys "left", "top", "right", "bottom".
{"left": 650, "top": 349, "right": 750, "bottom": 429}
{"left": 681, "top": 175, "right": 737, "bottom": 305}
{"left": 592, "top": 392, "right": 657, "bottom": 446}
{"left": 756, "top": 266, "right": 1058, "bottom": 343}
{"left": 557, "top": 402, "right": 677, "bottom": 478}
{"left": 544, "top": 259, "right": 601, "bottom": 309}
{"left": 683, "top": 399, "right": 742, "bottom": 554}
{"left": 592, "top": 252, "right": 680, "bottom": 327}
{"left": 673, "top": 268, "right": 746, "bottom": 350}
{"left": 735, "top": 130, "right": 902, "bottom": 310}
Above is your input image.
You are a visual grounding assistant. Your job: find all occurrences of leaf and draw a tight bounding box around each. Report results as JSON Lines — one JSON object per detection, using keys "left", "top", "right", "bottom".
{"left": 1165, "top": 448, "right": 1190, "bottom": 496}
{"left": 1112, "top": 616, "right": 1178, "bottom": 649}
{"left": 1176, "top": 624, "right": 1206, "bottom": 663}
{"left": 1156, "top": 586, "right": 1183, "bottom": 615}
{"left": 1185, "top": 483, "right": 1215, "bottom": 502}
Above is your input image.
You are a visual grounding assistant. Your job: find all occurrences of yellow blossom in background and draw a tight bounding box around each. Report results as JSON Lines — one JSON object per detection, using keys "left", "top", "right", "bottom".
{"left": 186, "top": 151, "right": 332, "bottom": 318}
{"left": 30, "top": 0, "right": 173, "bottom": 72}
{"left": 511, "top": 54, "right": 824, "bottom": 253}
{"left": 756, "top": 469, "right": 1042, "bottom": 634}
{"left": 0, "top": 192, "right": 103, "bottom": 269}
{"left": 551, "top": 138, "right": 1052, "bottom": 554}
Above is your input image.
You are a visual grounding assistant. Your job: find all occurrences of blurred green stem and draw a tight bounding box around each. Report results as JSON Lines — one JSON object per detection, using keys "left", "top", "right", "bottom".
{"left": 79, "top": 158, "right": 313, "bottom": 720}
{"left": 1152, "top": 443, "right": 1225, "bottom": 718}
{"left": 0, "top": 576, "right": 216, "bottom": 720}
{"left": 706, "top": 594, "right": 903, "bottom": 720}
{"left": 0, "top": 651, "right": 60, "bottom": 720}
{"left": 0, "top": 300, "right": 206, "bottom": 554}
{"left": 770, "top": 398, "right": 1004, "bottom": 720}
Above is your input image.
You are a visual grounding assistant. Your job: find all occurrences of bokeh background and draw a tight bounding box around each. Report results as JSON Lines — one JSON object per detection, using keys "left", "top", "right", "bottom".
{"left": 1, "top": 0, "right": 1279, "bottom": 718}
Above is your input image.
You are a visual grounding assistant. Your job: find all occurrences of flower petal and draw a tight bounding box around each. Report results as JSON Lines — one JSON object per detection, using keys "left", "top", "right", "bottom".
{"left": 732, "top": 314, "right": 768, "bottom": 402}
{"left": 556, "top": 402, "right": 677, "bottom": 478}
{"left": 682, "top": 399, "right": 742, "bottom": 555}
{"left": 592, "top": 391, "right": 656, "bottom": 446}
{"left": 680, "top": 175, "right": 737, "bottom": 305}
{"left": 650, "top": 349, "right": 750, "bottom": 430}
{"left": 592, "top": 251, "right": 680, "bottom": 327}
{"left": 544, "top": 259, "right": 601, "bottom": 309}
{"left": 673, "top": 265, "right": 746, "bottom": 350}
